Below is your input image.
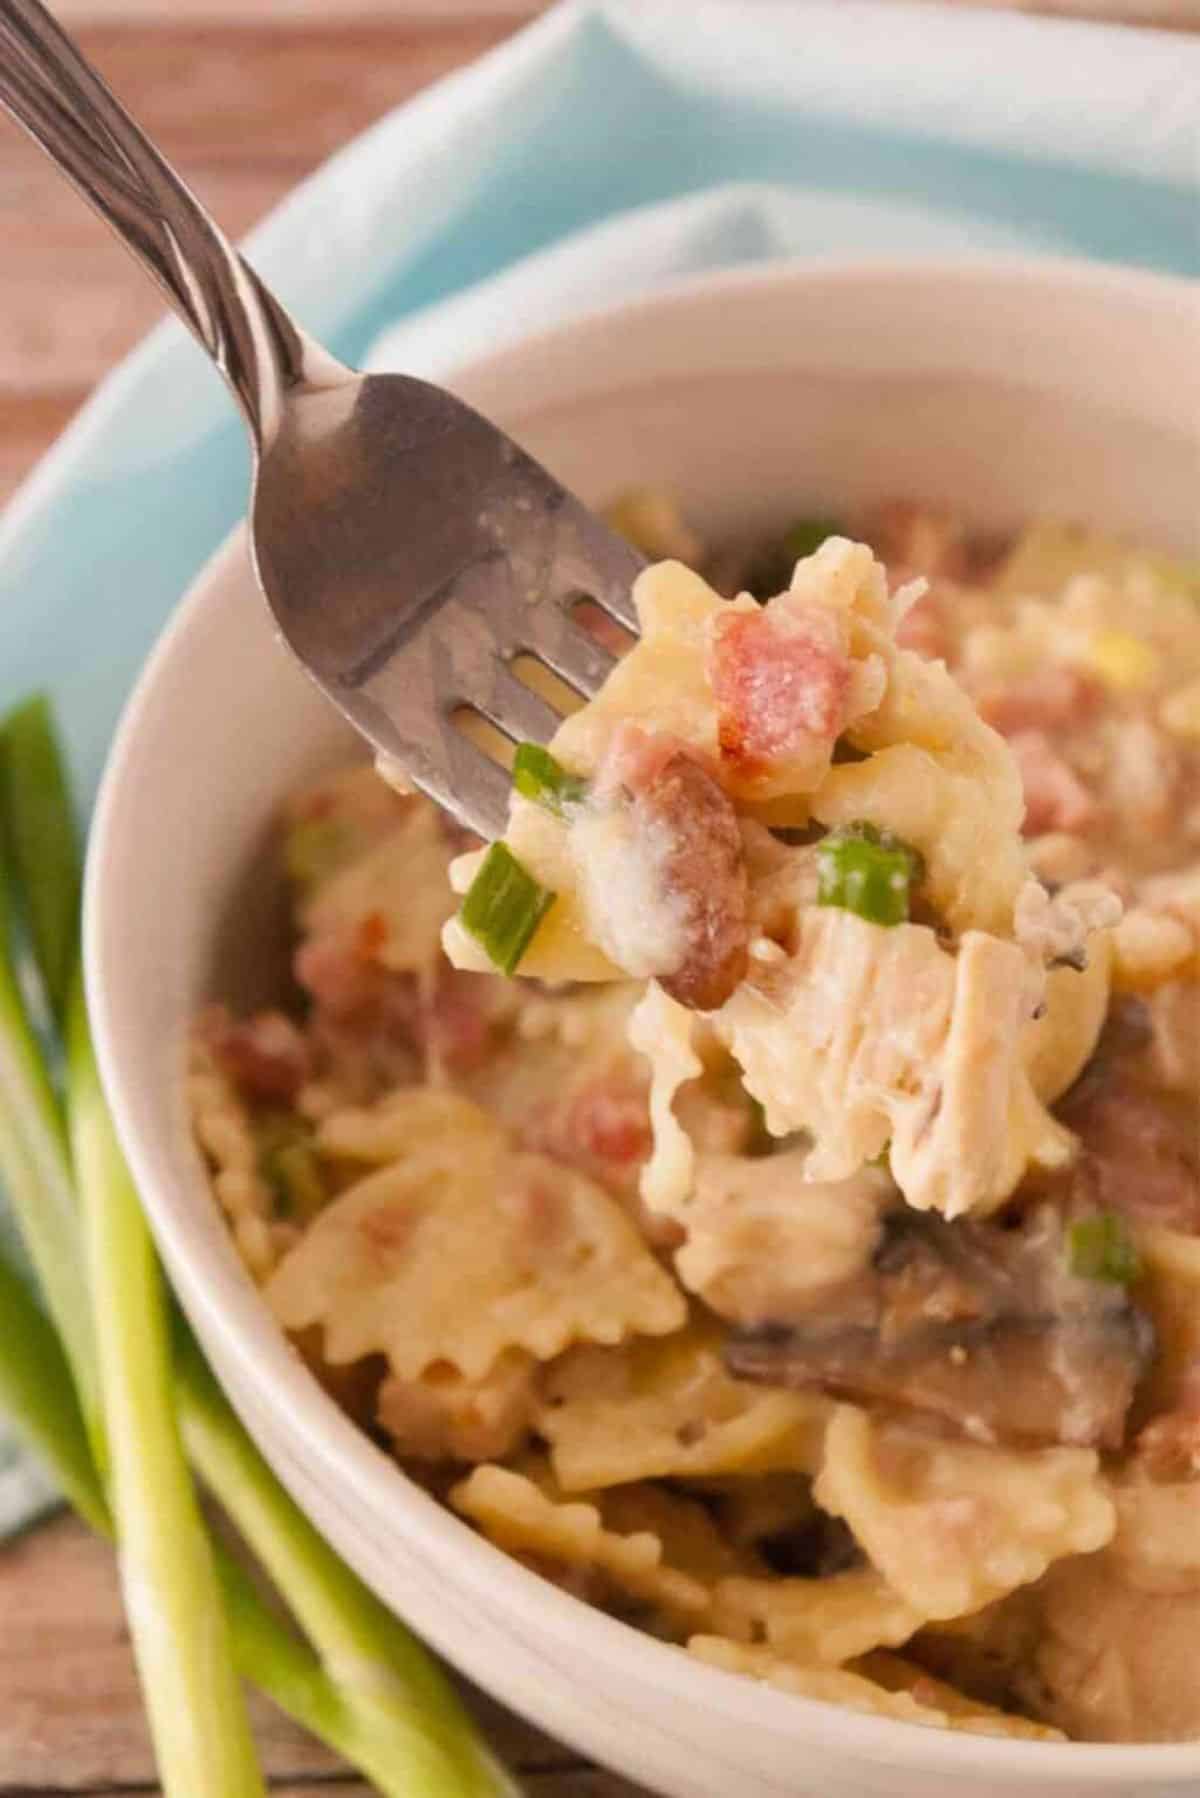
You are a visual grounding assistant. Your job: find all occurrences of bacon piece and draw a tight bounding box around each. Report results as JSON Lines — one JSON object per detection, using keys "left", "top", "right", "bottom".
{"left": 523, "top": 1069, "right": 653, "bottom": 1212}
{"left": 198, "top": 1005, "right": 311, "bottom": 1104}
{"left": 628, "top": 748, "right": 750, "bottom": 1011}
{"left": 420, "top": 969, "right": 496, "bottom": 1075}
{"left": 978, "top": 667, "right": 1103, "bottom": 737}
{"left": 710, "top": 605, "right": 852, "bottom": 779}
{"left": 1007, "top": 730, "right": 1097, "bottom": 836}
{"left": 567, "top": 1075, "right": 653, "bottom": 1166}
{"left": 293, "top": 917, "right": 399, "bottom": 1025}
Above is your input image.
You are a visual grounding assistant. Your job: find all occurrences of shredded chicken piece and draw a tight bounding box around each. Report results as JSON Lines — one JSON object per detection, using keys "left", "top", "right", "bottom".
{"left": 715, "top": 910, "right": 1072, "bottom": 1218}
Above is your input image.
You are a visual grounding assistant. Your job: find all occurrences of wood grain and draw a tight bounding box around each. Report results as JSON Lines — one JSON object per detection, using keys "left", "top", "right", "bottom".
{"left": 0, "top": 1512, "right": 649, "bottom": 1795}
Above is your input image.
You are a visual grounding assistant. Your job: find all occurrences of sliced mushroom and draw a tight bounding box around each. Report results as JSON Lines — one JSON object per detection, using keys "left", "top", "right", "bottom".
{"left": 725, "top": 1206, "right": 1154, "bottom": 1450}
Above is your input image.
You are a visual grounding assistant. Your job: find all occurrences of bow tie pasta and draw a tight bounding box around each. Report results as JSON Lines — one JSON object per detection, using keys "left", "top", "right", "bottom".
{"left": 444, "top": 540, "right": 1122, "bottom": 1223}
{"left": 194, "top": 502, "right": 1200, "bottom": 1745}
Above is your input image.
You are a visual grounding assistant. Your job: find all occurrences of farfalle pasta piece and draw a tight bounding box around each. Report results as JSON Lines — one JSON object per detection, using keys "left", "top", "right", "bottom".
{"left": 595, "top": 1482, "right": 765, "bottom": 1586}
{"left": 1022, "top": 929, "right": 1113, "bottom": 1103}
{"left": 813, "top": 1407, "right": 1114, "bottom": 1620}
{"left": 377, "top": 1349, "right": 538, "bottom": 1464}
{"left": 449, "top": 1464, "right": 709, "bottom": 1634}
{"left": 820, "top": 649, "right": 1028, "bottom": 938}
{"left": 852, "top": 1652, "right": 1065, "bottom": 1741}
{"left": 538, "top": 1322, "right": 830, "bottom": 1493}
{"left": 710, "top": 1568, "right": 926, "bottom": 1664}
{"left": 626, "top": 981, "right": 701, "bottom": 1213}
{"left": 186, "top": 1041, "right": 289, "bottom": 1281}
{"left": 688, "top": 1638, "right": 1059, "bottom": 1736}
{"left": 266, "top": 1090, "right": 685, "bottom": 1381}
{"left": 300, "top": 790, "right": 459, "bottom": 978}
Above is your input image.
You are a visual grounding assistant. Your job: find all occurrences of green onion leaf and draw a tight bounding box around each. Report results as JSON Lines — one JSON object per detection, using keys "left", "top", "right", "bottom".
{"left": 511, "top": 742, "right": 589, "bottom": 816}
{"left": 460, "top": 843, "right": 555, "bottom": 976}
{"left": 0, "top": 695, "right": 81, "bottom": 1026}
{"left": 1067, "top": 1212, "right": 1142, "bottom": 1285}
{"left": 68, "top": 990, "right": 266, "bottom": 1796}
{"left": 0, "top": 1246, "right": 110, "bottom": 1537}
{"left": 816, "top": 822, "right": 924, "bottom": 927}
{"left": 0, "top": 692, "right": 518, "bottom": 1796}
{"left": 178, "top": 1331, "right": 514, "bottom": 1797}
{"left": 0, "top": 855, "right": 105, "bottom": 1471}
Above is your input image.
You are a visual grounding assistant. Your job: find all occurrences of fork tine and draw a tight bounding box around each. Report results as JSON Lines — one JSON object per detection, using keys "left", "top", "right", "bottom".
{"left": 519, "top": 610, "right": 618, "bottom": 699}
{"left": 470, "top": 659, "right": 565, "bottom": 747}
{"left": 417, "top": 731, "right": 513, "bottom": 843}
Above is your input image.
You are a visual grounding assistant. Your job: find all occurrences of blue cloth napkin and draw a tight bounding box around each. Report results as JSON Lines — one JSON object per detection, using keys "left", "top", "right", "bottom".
{"left": 0, "top": 0, "right": 1197, "bottom": 1532}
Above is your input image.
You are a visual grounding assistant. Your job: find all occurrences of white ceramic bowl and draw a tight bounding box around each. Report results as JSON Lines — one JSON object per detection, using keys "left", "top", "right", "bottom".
{"left": 87, "top": 259, "right": 1200, "bottom": 1798}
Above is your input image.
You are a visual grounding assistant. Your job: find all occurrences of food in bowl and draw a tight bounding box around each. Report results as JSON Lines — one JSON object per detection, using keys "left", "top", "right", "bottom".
{"left": 189, "top": 497, "right": 1199, "bottom": 1745}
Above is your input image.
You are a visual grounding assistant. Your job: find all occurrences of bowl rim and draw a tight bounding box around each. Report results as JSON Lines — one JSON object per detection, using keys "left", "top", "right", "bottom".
{"left": 414, "top": 245, "right": 1199, "bottom": 396}
{"left": 86, "top": 252, "right": 1200, "bottom": 1785}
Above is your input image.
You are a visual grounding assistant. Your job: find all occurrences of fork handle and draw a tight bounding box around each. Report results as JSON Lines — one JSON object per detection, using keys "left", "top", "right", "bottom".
{"left": 0, "top": 0, "right": 340, "bottom": 445}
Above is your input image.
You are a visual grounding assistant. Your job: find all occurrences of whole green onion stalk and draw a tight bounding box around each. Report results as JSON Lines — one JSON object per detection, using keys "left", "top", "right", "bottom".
{"left": 0, "top": 694, "right": 518, "bottom": 1797}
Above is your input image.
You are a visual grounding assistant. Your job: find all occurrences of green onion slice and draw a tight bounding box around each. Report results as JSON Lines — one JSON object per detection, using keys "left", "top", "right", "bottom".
{"left": 257, "top": 1117, "right": 325, "bottom": 1222}
{"left": 512, "top": 742, "right": 589, "bottom": 816}
{"left": 1067, "top": 1212, "right": 1142, "bottom": 1285}
{"left": 460, "top": 843, "right": 555, "bottom": 976}
{"left": 816, "top": 821, "right": 924, "bottom": 927}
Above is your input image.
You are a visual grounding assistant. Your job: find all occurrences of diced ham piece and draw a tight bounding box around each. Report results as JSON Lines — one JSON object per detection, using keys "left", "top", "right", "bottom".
{"left": 978, "top": 667, "right": 1102, "bottom": 737}
{"left": 199, "top": 1005, "right": 311, "bottom": 1104}
{"left": 421, "top": 969, "right": 496, "bottom": 1075}
{"left": 1007, "top": 730, "right": 1097, "bottom": 836}
{"left": 566, "top": 1074, "right": 654, "bottom": 1166}
{"left": 294, "top": 917, "right": 403, "bottom": 1025}
{"left": 710, "top": 604, "right": 852, "bottom": 781}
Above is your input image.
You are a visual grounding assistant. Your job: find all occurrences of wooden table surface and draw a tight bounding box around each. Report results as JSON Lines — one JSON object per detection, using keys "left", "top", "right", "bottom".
{"left": 0, "top": 3, "right": 1194, "bottom": 1794}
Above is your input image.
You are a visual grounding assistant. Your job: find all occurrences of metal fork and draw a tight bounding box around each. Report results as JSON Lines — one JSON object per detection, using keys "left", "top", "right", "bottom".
{"left": 0, "top": 0, "right": 644, "bottom": 839}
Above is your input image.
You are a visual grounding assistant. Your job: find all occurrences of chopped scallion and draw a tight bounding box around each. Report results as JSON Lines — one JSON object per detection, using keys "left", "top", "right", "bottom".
{"left": 1067, "top": 1212, "right": 1141, "bottom": 1285}
{"left": 257, "top": 1118, "right": 325, "bottom": 1222}
{"left": 460, "top": 843, "right": 555, "bottom": 975}
{"left": 512, "top": 742, "right": 589, "bottom": 816}
{"left": 816, "top": 822, "right": 923, "bottom": 927}
{"left": 0, "top": 694, "right": 81, "bottom": 1025}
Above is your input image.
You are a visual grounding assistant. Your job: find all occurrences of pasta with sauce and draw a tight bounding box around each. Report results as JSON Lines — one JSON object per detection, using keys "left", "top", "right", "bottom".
{"left": 191, "top": 496, "right": 1200, "bottom": 1743}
